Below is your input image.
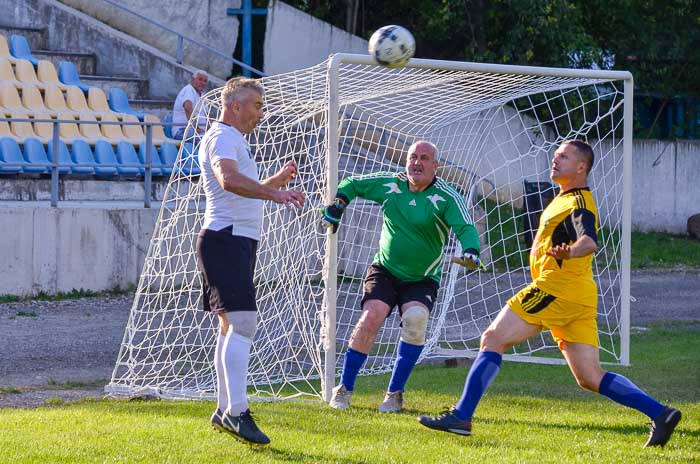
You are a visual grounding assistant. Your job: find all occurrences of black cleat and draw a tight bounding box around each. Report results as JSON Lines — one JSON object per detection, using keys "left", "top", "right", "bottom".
{"left": 221, "top": 409, "right": 271, "bottom": 445}
{"left": 418, "top": 408, "right": 472, "bottom": 436}
{"left": 644, "top": 406, "right": 681, "bottom": 447}
{"left": 210, "top": 408, "right": 224, "bottom": 432}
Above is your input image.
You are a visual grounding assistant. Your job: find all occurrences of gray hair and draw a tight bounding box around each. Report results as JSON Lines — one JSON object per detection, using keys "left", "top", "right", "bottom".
{"left": 192, "top": 69, "right": 208, "bottom": 79}
{"left": 221, "top": 77, "right": 264, "bottom": 108}
{"left": 407, "top": 140, "right": 439, "bottom": 159}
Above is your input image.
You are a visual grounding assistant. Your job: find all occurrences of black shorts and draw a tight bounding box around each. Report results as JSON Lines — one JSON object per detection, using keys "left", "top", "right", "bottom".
{"left": 196, "top": 226, "right": 258, "bottom": 314}
{"left": 361, "top": 263, "right": 439, "bottom": 315}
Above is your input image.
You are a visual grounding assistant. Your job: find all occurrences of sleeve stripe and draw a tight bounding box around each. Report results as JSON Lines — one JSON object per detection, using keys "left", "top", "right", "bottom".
{"left": 351, "top": 171, "right": 400, "bottom": 181}
{"left": 435, "top": 179, "right": 474, "bottom": 225}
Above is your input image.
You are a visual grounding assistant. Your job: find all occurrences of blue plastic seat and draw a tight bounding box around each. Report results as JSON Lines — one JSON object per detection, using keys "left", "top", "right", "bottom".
{"left": 92, "top": 141, "right": 119, "bottom": 177}
{"left": 23, "top": 138, "right": 53, "bottom": 173}
{"left": 115, "top": 141, "right": 142, "bottom": 176}
{"left": 159, "top": 142, "right": 177, "bottom": 176}
{"left": 45, "top": 139, "right": 75, "bottom": 174}
{"left": 70, "top": 140, "right": 96, "bottom": 175}
{"left": 138, "top": 143, "right": 163, "bottom": 176}
{"left": 162, "top": 113, "right": 174, "bottom": 139}
{"left": 9, "top": 35, "right": 39, "bottom": 67}
{"left": 181, "top": 142, "right": 201, "bottom": 176}
{"left": 57, "top": 61, "right": 90, "bottom": 93}
{"left": 0, "top": 137, "right": 24, "bottom": 173}
{"left": 108, "top": 87, "right": 146, "bottom": 121}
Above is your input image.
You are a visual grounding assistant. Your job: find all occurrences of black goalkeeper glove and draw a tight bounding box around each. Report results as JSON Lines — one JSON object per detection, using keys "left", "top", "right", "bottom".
{"left": 451, "top": 248, "right": 487, "bottom": 271}
{"left": 320, "top": 198, "right": 347, "bottom": 234}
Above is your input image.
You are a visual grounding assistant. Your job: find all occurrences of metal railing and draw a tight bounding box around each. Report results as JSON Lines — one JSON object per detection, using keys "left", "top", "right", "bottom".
{"left": 0, "top": 116, "right": 189, "bottom": 209}
{"left": 98, "top": 0, "right": 265, "bottom": 77}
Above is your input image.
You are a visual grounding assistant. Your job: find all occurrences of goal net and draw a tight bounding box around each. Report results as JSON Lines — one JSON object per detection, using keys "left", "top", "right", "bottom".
{"left": 106, "top": 54, "right": 632, "bottom": 402}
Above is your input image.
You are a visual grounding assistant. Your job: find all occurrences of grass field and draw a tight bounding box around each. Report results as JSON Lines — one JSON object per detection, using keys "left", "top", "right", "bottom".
{"left": 1, "top": 326, "right": 697, "bottom": 463}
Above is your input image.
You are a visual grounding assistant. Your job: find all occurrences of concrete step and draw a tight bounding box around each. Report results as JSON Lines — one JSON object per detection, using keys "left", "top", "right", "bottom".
{"left": 81, "top": 75, "right": 149, "bottom": 100}
{"left": 33, "top": 50, "right": 96, "bottom": 75}
{"left": 131, "top": 99, "right": 175, "bottom": 120}
{"left": 0, "top": 24, "right": 46, "bottom": 49}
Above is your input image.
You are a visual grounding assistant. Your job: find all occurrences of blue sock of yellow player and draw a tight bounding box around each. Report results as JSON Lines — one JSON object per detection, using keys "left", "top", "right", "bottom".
{"left": 340, "top": 348, "right": 368, "bottom": 391}
{"left": 454, "top": 351, "right": 502, "bottom": 420}
{"left": 387, "top": 341, "right": 424, "bottom": 392}
{"left": 598, "top": 372, "right": 666, "bottom": 419}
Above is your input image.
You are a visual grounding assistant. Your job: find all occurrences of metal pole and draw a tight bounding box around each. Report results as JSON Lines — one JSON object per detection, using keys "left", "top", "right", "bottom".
{"left": 620, "top": 76, "right": 634, "bottom": 367}
{"left": 242, "top": 0, "right": 252, "bottom": 77}
{"left": 144, "top": 125, "right": 152, "bottom": 208}
{"left": 321, "top": 55, "right": 341, "bottom": 402}
{"left": 50, "top": 121, "right": 60, "bottom": 207}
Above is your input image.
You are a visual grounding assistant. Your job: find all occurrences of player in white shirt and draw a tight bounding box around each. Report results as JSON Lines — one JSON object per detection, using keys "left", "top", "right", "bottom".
{"left": 196, "top": 77, "right": 305, "bottom": 445}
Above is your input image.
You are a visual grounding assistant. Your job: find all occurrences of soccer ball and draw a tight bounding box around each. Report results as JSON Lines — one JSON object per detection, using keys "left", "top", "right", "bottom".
{"left": 368, "top": 25, "right": 415, "bottom": 68}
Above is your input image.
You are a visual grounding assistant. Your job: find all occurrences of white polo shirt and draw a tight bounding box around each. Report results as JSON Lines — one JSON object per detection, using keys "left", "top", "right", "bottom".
{"left": 172, "top": 84, "right": 203, "bottom": 134}
{"left": 199, "top": 121, "right": 263, "bottom": 240}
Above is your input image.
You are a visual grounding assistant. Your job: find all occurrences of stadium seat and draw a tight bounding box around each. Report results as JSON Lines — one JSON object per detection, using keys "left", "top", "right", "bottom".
{"left": 88, "top": 87, "right": 115, "bottom": 116}
{"left": 77, "top": 113, "right": 106, "bottom": 144}
{"left": 20, "top": 84, "right": 48, "bottom": 113}
{"left": 0, "top": 35, "right": 17, "bottom": 64}
{"left": 100, "top": 113, "right": 125, "bottom": 140}
{"left": 32, "top": 112, "right": 55, "bottom": 143}
{"left": 0, "top": 137, "right": 24, "bottom": 173}
{"left": 108, "top": 87, "right": 146, "bottom": 121}
{"left": 92, "top": 140, "right": 119, "bottom": 176}
{"left": 115, "top": 141, "right": 141, "bottom": 175}
{"left": 162, "top": 113, "right": 174, "bottom": 138}
{"left": 65, "top": 85, "right": 91, "bottom": 114}
{"left": 14, "top": 59, "right": 45, "bottom": 90}
{"left": 121, "top": 114, "right": 144, "bottom": 143}
{"left": 70, "top": 139, "right": 96, "bottom": 175}
{"left": 37, "top": 60, "right": 67, "bottom": 91}
{"left": 8, "top": 35, "right": 39, "bottom": 66}
{"left": 9, "top": 111, "right": 36, "bottom": 141}
{"left": 45, "top": 85, "right": 75, "bottom": 115}
{"left": 46, "top": 138, "right": 77, "bottom": 174}
{"left": 0, "top": 58, "right": 21, "bottom": 89}
{"left": 0, "top": 117, "right": 12, "bottom": 139}
{"left": 56, "top": 112, "right": 82, "bottom": 143}
{"left": 181, "top": 142, "right": 201, "bottom": 176}
{"left": 0, "top": 83, "right": 26, "bottom": 112}
{"left": 158, "top": 142, "right": 178, "bottom": 175}
{"left": 138, "top": 143, "right": 164, "bottom": 176}
{"left": 23, "top": 137, "right": 54, "bottom": 173}
{"left": 144, "top": 114, "right": 180, "bottom": 146}
{"left": 57, "top": 61, "right": 89, "bottom": 93}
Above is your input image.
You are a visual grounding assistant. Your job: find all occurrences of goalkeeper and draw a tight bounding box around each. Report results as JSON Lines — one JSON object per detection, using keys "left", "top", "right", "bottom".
{"left": 418, "top": 140, "right": 681, "bottom": 447}
{"left": 321, "top": 140, "right": 485, "bottom": 413}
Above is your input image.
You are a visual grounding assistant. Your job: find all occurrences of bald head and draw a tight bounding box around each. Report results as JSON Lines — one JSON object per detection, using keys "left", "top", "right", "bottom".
{"left": 406, "top": 140, "right": 439, "bottom": 192}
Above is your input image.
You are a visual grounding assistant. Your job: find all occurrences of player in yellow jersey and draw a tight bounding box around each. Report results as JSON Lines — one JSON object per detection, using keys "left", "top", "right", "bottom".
{"left": 418, "top": 140, "right": 681, "bottom": 447}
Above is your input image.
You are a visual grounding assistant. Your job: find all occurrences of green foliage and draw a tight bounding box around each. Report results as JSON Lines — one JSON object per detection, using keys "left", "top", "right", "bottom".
{"left": 632, "top": 231, "right": 700, "bottom": 268}
{"left": 0, "top": 327, "right": 697, "bottom": 463}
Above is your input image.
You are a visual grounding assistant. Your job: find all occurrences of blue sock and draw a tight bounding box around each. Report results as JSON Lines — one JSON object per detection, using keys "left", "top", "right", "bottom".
{"left": 340, "top": 348, "right": 368, "bottom": 392}
{"left": 598, "top": 372, "right": 666, "bottom": 419}
{"left": 454, "top": 351, "right": 502, "bottom": 421}
{"left": 387, "top": 341, "right": 424, "bottom": 392}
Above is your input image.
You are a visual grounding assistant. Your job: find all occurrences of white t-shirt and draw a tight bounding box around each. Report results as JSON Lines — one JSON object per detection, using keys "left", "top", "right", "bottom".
{"left": 172, "top": 84, "right": 203, "bottom": 134}
{"left": 199, "top": 121, "right": 263, "bottom": 240}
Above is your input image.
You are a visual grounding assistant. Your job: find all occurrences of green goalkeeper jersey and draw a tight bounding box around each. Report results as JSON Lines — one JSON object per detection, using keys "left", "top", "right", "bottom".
{"left": 336, "top": 171, "right": 480, "bottom": 283}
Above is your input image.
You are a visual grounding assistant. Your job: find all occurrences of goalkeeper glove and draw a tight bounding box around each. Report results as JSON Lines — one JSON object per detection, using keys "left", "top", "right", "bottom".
{"left": 320, "top": 198, "right": 347, "bottom": 233}
{"left": 451, "top": 248, "right": 487, "bottom": 271}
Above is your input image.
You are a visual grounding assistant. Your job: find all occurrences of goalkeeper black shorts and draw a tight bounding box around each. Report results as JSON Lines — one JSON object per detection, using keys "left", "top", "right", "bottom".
{"left": 197, "top": 226, "right": 258, "bottom": 313}
{"left": 361, "top": 263, "right": 439, "bottom": 315}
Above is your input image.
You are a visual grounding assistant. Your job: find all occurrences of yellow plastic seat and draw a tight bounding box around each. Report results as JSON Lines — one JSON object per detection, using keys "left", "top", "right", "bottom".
{"left": 9, "top": 111, "right": 36, "bottom": 142}
{"left": 32, "top": 112, "right": 55, "bottom": 143}
{"left": 56, "top": 111, "right": 82, "bottom": 143}
{"left": 0, "top": 83, "right": 26, "bottom": 112}
{"left": 100, "top": 113, "right": 124, "bottom": 141}
{"left": 87, "top": 87, "right": 115, "bottom": 117}
{"left": 0, "top": 58, "right": 22, "bottom": 89}
{"left": 37, "top": 60, "right": 67, "bottom": 91}
{"left": 0, "top": 35, "right": 17, "bottom": 65}
{"left": 14, "top": 59, "right": 46, "bottom": 91}
{"left": 144, "top": 114, "right": 180, "bottom": 147}
{"left": 78, "top": 113, "right": 109, "bottom": 145}
{"left": 44, "top": 85, "right": 76, "bottom": 116}
{"left": 20, "top": 84, "right": 48, "bottom": 114}
{"left": 121, "top": 114, "right": 144, "bottom": 143}
{"left": 65, "top": 85, "right": 90, "bottom": 113}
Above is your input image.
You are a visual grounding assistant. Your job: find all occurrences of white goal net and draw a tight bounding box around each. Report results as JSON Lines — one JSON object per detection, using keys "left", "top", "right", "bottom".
{"left": 106, "top": 54, "right": 632, "bottom": 402}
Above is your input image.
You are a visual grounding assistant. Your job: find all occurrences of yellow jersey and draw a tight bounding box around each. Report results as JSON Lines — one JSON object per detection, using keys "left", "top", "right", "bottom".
{"left": 529, "top": 187, "right": 599, "bottom": 307}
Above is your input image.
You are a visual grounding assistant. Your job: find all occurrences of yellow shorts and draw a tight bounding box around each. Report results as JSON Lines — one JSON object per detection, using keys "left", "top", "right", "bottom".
{"left": 507, "top": 283, "right": 598, "bottom": 349}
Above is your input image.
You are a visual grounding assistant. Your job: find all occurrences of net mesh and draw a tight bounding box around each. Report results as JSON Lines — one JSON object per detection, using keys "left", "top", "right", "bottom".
{"left": 106, "top": 57, "right": 628, "bottom": 400}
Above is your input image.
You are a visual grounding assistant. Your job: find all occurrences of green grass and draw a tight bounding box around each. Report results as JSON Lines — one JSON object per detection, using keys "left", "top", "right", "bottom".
{"left": 0, "top": 286, "right": 135, "bottom": 304}
{"left": 1, "top": 326, "right": 697, "bottom": 463}
{"left": 632, "top": 231, "right": 700, "bottom": 268}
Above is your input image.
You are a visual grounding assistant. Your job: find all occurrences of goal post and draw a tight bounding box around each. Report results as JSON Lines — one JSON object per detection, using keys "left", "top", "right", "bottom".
{"left": 106, "top": 54, "right": 633, "bottom": 402}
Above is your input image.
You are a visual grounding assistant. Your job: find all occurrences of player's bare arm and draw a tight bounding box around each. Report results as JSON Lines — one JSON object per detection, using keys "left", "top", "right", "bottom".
{"left": 213, "top": 158, "right": 305, "bottom": 208}
{"left": 261, "top": 160, "right": 298, "bottom": 188}
{"left": 545, "top": 235, "right": 597, "bottom": 259}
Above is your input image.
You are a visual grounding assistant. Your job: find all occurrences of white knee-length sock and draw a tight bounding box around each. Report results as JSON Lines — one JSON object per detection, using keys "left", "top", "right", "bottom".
{"left": 222, "top": 329, "right": 252, "bottom": 416}
{"left": 214, "top": 334, "right": 227, "bottom": 411}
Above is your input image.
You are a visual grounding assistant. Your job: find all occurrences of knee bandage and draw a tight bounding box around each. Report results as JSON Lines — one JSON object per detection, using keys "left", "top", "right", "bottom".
{"left": 228, "top": 312, "right": 258, "bottom": 340}
{"left": 400, "top": 306, "right": 429, "bottom": 345}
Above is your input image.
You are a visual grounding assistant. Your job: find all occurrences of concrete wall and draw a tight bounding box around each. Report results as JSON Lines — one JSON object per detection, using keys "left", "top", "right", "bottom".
{"left": 264, "top": 1, "right": 368, "bottom": 75}
{"left": 3, "top": 0, "right": 223, "bottom": 98}
{"left": 59, "top": 0, "right": 238, "bottom": 80}
{"left": 0, "top": 206, "right": 158, "bottom": 296}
